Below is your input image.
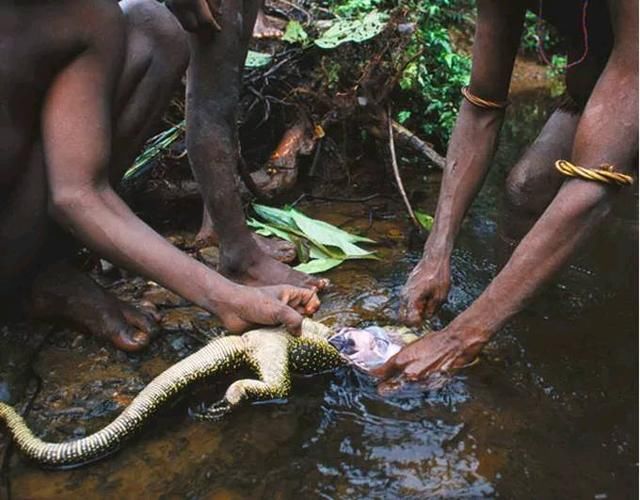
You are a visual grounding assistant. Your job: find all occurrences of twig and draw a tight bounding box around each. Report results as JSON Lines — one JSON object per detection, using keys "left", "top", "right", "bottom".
{"left": 392, "top": 121, "right": 446, "bottom": 169}
{"left": 293, "top": 193, "right": 383, "bottom": 207}
{"left": 387, "top": 106, "right": 419, "bottom": 228}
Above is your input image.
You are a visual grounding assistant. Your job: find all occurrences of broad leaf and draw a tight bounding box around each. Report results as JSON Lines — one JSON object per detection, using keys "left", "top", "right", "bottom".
{"left": 290, "top": 210, "right": 374, "bottom": 257}
{"left": 314, "top": 11, "right": 389, "bottom": 49}
{"left": 245, "top": 50, "right": 272, "bottom": 68}
{"left": 247, "top": 218, "right": 294, "bottom": 242}
{"left": 294, "top": 258, "right": 344, "bottom": 274}
{"left": 293, "top": 210, "right": 374, "bottom": 244}
{"left": 282, "top": 20, "right": 309, "bottom": 44}
{"left": 415, "top": 210, "right": 434, "bottom": 231}
{"left": 253, "top": 204, "right": 295, "bottom": 227}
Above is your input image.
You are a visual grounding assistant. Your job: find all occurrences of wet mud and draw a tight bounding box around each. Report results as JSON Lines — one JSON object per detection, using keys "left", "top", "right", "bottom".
{"left": 0, "top": 59, "right": 637, "bottom": 499}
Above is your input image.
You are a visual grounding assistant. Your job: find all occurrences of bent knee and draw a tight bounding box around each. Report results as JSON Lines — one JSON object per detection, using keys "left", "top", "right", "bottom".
{"left": 504, "top": 161, "right": 554, "bottom": 216}
{"left": 122, "top": 0, "right": 189, "bottom": 75}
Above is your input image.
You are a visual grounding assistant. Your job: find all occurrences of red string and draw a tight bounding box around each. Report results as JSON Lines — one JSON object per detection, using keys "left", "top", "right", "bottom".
{"left": 537, "top": 0, "right": 590, "bottom": 70}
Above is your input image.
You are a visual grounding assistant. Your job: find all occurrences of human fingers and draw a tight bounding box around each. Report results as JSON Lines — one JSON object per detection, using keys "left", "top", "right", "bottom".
{"left": 369, "top": 353, "right": 402, "bottom": 381}
{"left": 399, "top": 287, "right": 428, "bottom": 326}
{"left": 423, "top": 288, "right": 446, "bottom": 317}
{"left": 194, "top": 0, "right": 222, "bottom": 31}
{"left": 205, "top": 0, "right": 223, "bottom": 30}
{"left": 278, "top": 286, "right": 320, "bottom": 315}
{"left": 276, "top": 305, "right": 304, "bottom": 336}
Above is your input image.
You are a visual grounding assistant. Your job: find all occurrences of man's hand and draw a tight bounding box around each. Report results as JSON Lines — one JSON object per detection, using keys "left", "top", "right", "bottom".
{"left": 214, "top": 284, "right": 321, "bottom": 335}
{"left": 165, "top": 0, "right": 221, "bottom": 33}
{"left": 400, "top": 256, "right": 451, "bottom": 326}
{"left": 371, "top": 324, "right": 487, "bottom": 392}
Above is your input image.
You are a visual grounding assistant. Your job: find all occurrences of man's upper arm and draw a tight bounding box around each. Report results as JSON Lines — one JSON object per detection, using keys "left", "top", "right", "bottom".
{"left": 468, "top": 0, "right": 526, "bottom": 103}
{"left": 40, "top": 2, "right": 125, "bottom": 199}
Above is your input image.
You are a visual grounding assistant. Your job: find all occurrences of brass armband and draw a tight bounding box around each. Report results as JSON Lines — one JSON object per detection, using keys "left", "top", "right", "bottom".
{"left": 555, "top": 160, "right": 634, "bottom": 187}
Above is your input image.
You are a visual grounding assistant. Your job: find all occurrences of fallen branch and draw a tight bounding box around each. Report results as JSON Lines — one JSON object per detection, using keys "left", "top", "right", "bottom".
{"left": 387, "top": 107, "right": 419, "bottom": 228}
{"left": 391, "top": 121, "right": 446, "bottom": 169}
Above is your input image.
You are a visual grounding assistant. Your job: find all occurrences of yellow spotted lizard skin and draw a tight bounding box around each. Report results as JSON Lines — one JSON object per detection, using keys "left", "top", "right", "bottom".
{"left": 0, "top": 319, "right": 343, "bottom": 469}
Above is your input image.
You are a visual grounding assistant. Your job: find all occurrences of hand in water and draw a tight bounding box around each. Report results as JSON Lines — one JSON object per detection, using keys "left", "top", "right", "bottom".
{"left": 400, "top": 256, "right": 451, "bottom": 326}
{"left": 370, "top": 324, "right": 487, "bottom": 391}
{"left": 214, "top": 284, "right": 320, "bottom": 335}
{"left": 166, "top": 0, "right": 222, "bottom": 33}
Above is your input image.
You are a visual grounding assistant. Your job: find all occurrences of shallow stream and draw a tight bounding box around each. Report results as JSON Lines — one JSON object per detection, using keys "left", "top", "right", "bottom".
{"left": 0, "top": 62, "right": 637, "bottom": 499}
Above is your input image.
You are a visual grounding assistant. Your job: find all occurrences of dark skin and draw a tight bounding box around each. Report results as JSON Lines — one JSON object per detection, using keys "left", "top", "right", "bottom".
{"left": 0, "top": 0, "right": 319, "bottom": 351}
{"left": 374, "top": 0, "right": 638, "bottom": 387}
{"left": 155, "top": 0, "right": 292, "bottom": 263}
{"left": 169, "top": 0, "right": 327, "bottom": 290}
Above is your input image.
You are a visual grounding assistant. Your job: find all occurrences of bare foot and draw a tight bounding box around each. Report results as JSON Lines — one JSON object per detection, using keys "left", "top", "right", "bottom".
{"left": 28, "top": 262, "right": 159, "bottom": 352}
{"left": 252, "top": 10, "right": 285, "bottom": 39}
{"left": 220, "top": 245, "right": 328, "bottom": 291}
{"left": 195, "top": 209, "right": 296, "bottom": 263}
{"left": 196, "top": 229, "right": 296, "bottom": 264}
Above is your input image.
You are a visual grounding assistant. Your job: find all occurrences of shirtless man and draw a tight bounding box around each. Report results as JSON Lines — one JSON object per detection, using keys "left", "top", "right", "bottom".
{"left": 375, "top": 0, "right": 638, "bottom": 384}
{"left": 0, "top": 0, "right": 320, "bottom": 352}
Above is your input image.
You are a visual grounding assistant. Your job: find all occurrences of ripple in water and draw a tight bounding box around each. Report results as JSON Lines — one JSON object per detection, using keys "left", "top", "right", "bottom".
{"left": 303, "top": 368, "right": 494, "bottom": 498}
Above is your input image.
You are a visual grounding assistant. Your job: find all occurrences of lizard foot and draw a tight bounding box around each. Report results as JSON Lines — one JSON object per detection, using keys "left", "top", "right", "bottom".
{"left": 189, "top": 400, "right": 233, "bottom": 421}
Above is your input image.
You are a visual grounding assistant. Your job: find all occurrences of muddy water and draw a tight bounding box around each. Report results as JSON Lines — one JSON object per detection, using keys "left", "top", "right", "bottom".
{"left": 2, "top": 81, "right": 638, "bottom": 498}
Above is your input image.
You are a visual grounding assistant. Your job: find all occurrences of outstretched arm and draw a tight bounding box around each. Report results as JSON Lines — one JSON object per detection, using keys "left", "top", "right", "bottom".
{"left": 401, "top": 0, "right": 526, "bottom": 324}
{"left": 376, "top": 0, "right": 638, "bottom": 383}
{"left": 41, "top": 3, "right": 317, "bottom": 335}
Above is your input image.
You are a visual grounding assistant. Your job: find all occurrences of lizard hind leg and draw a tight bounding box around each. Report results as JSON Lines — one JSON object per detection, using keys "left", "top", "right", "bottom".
{"left": 192, "top": 379, "right": 287, "bottom": 421}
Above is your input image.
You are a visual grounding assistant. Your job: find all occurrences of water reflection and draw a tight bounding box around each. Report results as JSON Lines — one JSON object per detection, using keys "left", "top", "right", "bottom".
{"left": 304, "top": 369, "right": 492, "bottom": 499}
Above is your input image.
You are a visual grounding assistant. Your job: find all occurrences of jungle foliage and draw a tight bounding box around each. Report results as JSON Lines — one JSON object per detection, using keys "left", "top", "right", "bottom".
{"left": 319, "top": 0, "right": 472, "bottom": 143}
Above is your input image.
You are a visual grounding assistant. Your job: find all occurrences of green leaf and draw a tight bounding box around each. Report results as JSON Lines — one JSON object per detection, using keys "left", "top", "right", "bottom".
{"left": 415, "top": 210, "right": 434, "bottom": 231}
{"left": 397, "top": 110, "right": 412, "bottom": 124}
{"left": 245, "top": 50, "right": 272, "bottom": 68}
{"left": 249, "top": 215, "right": 346, "bottom": 260}
{"left": 292, "top": 209, "right": 374, "bottom": 244}
{"left": 314, "top": 11, "right": 389, "bottom": 49}
{"left": 252, "top": 204, "right": 295, "bottom": 228}
{"left": 291, "top": 236, "right": 310, "bottom": 263}
{"left": 294, "top": 258, "right": 344, "bottom": 274}
{"left": 250, "top": 204, "right": 378, "bottom": 274}
{"left": 247, "top": 218, "right": 294, "bottom": 243}
{"left": 290, "top": 210, "right": 374, "bottom": 257}
{"left": 282, "top": 20, "right": 309, "bottom": 44}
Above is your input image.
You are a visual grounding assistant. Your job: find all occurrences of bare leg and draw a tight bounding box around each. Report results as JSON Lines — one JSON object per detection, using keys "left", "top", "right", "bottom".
{"left": 500, "top": 108, "right": 581, "bottom": 245}
{"left": 186, "top": 0, "right": 326, "bottom": 289}
{"left": 22, "top": 0, "right": 188, "bottom": 351}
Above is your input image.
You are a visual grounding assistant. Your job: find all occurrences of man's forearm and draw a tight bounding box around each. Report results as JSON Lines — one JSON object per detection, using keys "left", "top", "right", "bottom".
{"left": 426, "top": 101, "right": 504, "bottom": 258}
{"left": 454, "top": 179, "right": 615, "bottom": 336}
{"left": 50, "top": 186, "right": 236, "bottom": 313}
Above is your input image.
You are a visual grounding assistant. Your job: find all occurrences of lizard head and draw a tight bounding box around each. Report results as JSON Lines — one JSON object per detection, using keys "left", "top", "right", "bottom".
{"left": 328, "top": 326, "right": 413, "bottom": 372}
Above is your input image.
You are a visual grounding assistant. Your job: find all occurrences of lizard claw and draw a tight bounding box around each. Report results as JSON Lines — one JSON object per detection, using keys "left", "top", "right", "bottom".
{"left": 189, "top": 399, "right": 233, "bottom": 421}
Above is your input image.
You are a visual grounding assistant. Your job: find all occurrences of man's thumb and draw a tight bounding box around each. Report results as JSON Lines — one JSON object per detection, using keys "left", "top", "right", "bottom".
{"left": 278, "top": 306, "right": 303, "bottom": 336}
